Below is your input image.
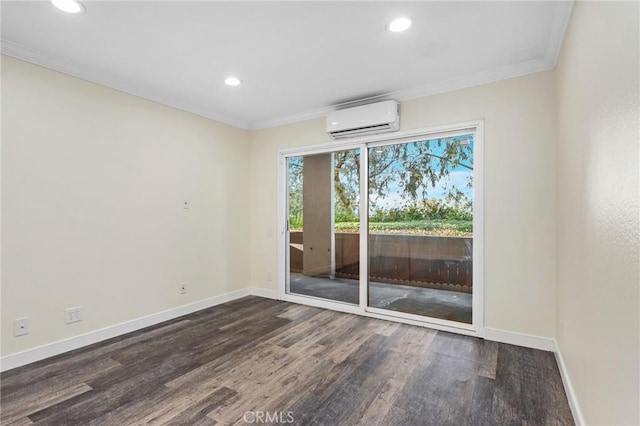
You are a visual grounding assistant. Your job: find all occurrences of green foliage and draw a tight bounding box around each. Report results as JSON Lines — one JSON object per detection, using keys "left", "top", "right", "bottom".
{"left": 370, "top": 198, "right": 472, "bottom": 223}
{"left": 335, "top": 219, "right": 472, "bottom": 237}
{"left": 288, "top": 156, "right": 304, "bottom": 228}
{"left": 333, "top": 149, "right": 360, "bottom": 220}
{"left": 287, "top": 136, "right": 474, "bottom": 235}
{"left": 367, "top": 136, "right": 473, "bottom": 209}
{"left": 335, "top": 208, "right": 359, "bottom": 223}
{"left": 289, "top": 212, "right": 304, "bottom": 229}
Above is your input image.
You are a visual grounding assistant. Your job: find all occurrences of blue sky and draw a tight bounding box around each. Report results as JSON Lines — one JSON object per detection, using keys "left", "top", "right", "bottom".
{"left": 369, "top": 135, "right": 474, "bottom": 209}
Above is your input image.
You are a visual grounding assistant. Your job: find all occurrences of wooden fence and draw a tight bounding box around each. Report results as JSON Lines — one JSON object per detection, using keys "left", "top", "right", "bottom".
{"left": 290, "top": 231, "right": 473, "bottom": 293}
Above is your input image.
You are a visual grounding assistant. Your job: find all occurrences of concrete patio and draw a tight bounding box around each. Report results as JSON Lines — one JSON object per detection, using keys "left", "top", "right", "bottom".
{"left": 289, "top": 273, "right": 472, "bottom": 324}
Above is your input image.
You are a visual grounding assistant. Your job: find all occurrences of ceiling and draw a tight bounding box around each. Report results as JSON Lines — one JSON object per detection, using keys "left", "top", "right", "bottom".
{"left": 1, "top": 1, "right": 574, "bottom": 130}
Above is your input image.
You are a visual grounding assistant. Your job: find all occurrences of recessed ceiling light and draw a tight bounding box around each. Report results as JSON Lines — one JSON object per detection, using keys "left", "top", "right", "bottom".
{"left": 224, "top": 77, "right": 242, "bottom": 86}
{"left": 388, "top": 17, "right": 412, "bottom": 32}
{"left": 51, "top": 0, "right": 84, "bottom": 14}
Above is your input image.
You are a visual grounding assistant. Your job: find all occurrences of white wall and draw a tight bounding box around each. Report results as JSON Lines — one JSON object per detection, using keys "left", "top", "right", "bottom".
{"left": 1, "top": 56, "right": 251, "bottom": 357}
{"left": 250, "top": 71, "right": 558, "bottom": 338}
{"left": 555, "top": 2, "right": 639, "bottom": 424}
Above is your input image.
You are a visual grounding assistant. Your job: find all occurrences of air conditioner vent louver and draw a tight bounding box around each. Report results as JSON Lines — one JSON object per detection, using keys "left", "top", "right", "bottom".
{"left": 329, "top": 123, "right": 394, "bottom": 138}
{"left": 326, "top": 100, "right": 399, "bottom": 139}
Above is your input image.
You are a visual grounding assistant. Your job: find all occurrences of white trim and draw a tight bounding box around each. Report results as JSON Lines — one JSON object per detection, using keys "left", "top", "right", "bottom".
{"left": 250, "top": 287, "right": 278, "bottom": 300}
{"left": 277, "top": 152, "right": 288, "bottom": 300}
{"left": 362, "top": 310, "right": 479, "bottom": 338}
{"left": 365, "top": 128, "right": 478, "bottom": 150}
{"left": 483, "top": 327, "right": 556, "bottom": 352}
{"left": 251, "top": 0, "right": 572, "bottom": 131}
{"left": 0, "top": 285, "right": 585, "bottom": 426}
{"left": 0, "top": 40, "right": 249, "bottom": 130}
{"left": 472, "top": 121, "right": 485, "bottom": 336}
{"left": 481, "top": 327, "right": 586, "bottom": 424}
{"left": 280, "top": 141, "right": 363, "bottom": 158}
{"left": 278, "top": 121, "right": 484, "bottom": 157}
{"left": 0, "top": 288, "right": 252, "bottom": 372}
{"left": 547, "top": 1, "right": 575, "bottom": 69}
{"left": 330, "top": 152, "right": 336, "bottom": 279}
{"left": 366, "top": 306, "right": 475, "bottom": 332}
{"left": 278, "top": 121, "right": 485, "bottom": 336}
{"left": 358, "top": 144, "right": 368, "bottom": 311}
{"left": 281, "top": 292, "right": 361, "bottom": 315}
{"left": 554, "top": 340, "right": 585, "bottom": 426}
{"left": 0, "top": 40, "right": 547, "bottom": 133}
{"left": 250, "top": 59, "right": 561, "bottom": 131}
{"left": 280, "top": 292, "right": 482, "bottom": 338}
{"left": 1, "top": 0, "right": 573, "bottom": 133}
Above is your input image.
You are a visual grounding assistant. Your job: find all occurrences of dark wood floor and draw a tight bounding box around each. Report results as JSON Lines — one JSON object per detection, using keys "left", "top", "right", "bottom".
{"left": 1, "top": 296, "right": 574, "bottom": 425}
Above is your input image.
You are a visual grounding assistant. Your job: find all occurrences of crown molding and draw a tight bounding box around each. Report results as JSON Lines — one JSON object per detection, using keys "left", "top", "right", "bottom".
{"left": 548, "top": 0, "right": 575, "bottom": 68}
{"left": 248, "top": 57, "right": 554, "bottom": 131}
{"left": 247, "top": 1, "right": 574, "bottom": 131}
{"left": 0, "top": 39, "right": 251, "bottom": 130}
{"left": 1, "top": 0, "right": 573, "bottom": 133}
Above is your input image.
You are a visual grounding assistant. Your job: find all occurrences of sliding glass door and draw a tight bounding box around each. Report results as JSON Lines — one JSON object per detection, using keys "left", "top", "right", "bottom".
{"left": 286, "top": 149, "right": 360, "bottom": 305}
{"left": 366, "top": 135, "right": 474, "bottom": 324}
{"left": 282, "top": 123, "right": 482, "bottom": 333}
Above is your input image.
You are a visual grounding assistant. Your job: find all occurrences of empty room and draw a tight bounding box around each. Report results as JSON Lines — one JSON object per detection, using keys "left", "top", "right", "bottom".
{"left": 1, "top": 1, "right": 638, "bottom": 425}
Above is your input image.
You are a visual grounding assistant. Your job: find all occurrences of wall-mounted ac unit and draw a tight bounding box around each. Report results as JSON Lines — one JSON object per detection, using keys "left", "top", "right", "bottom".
{"left": 326, "top": 100, "right": 399, "bottom": 139}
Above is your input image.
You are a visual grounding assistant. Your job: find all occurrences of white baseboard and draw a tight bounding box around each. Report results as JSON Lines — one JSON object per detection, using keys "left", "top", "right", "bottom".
{"left": 250, "top": 287, "right": 279, "bottom": 300}
{"left": 483, "top": 327, "right": 556, "bottom": 351}
{"left": 0, "top": 288, "right": 254, "bottom": 372}
{"left": 553, "top": 341, "right": 585, "bottom": 426}
{"left": 0, "top": 290, "right": 584, "bottom": 426}
{"left": 483, "top": 329, "right": 584, "bottom": 425}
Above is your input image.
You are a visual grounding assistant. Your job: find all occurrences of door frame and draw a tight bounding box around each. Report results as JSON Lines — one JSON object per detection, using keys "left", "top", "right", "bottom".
{"left": 276, "top": 120, "right": 485, "bottom": 337}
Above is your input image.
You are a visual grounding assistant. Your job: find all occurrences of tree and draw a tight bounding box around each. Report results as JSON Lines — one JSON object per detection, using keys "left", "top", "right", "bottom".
{"left": 333, "top": 149, "right": 360, "bottom": 221}
{"left": 288, "top": 156, "right": 304, "bottom": 227}
{"left": 289, "top": 135, "right": 474, "bottom": 224}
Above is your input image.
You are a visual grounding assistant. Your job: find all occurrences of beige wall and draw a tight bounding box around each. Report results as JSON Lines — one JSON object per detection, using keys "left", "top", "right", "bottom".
{"left": 4, "top": 7, "right": 638, "bottom": 423}
{"left": 555, "top": 2, "right": 639, "bottom": 425}
{"left": 250, "top": 71, "right": 558, "bottom": 338}
{"left": 1, "top": 56, "right": 251, "bottom": 356}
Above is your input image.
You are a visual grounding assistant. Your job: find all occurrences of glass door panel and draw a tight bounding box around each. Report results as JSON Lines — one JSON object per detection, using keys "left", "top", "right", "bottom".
{"left": 367, "top": 135, "right": 474, "bottom": 324}
{"left": 286, "top": 149, "right": 360, "bottom": 305}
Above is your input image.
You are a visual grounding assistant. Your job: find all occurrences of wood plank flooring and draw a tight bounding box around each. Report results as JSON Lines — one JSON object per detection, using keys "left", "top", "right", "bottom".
{"left": 0, "top": 296, "right": 574, "bottom": 425}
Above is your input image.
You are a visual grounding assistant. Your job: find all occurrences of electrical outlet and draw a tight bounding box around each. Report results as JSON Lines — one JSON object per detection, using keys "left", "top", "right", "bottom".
{"left": 14, "top": 317, "right": 29, "bottom": 336}
{"left": 65, "top": 306, "right": 82, "bottom": 324}
{"left": 266, "top": 271, "right": 273, "bottom": 282}
{"left": 180, "top": 283, "right": 187, "bottom": 294}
